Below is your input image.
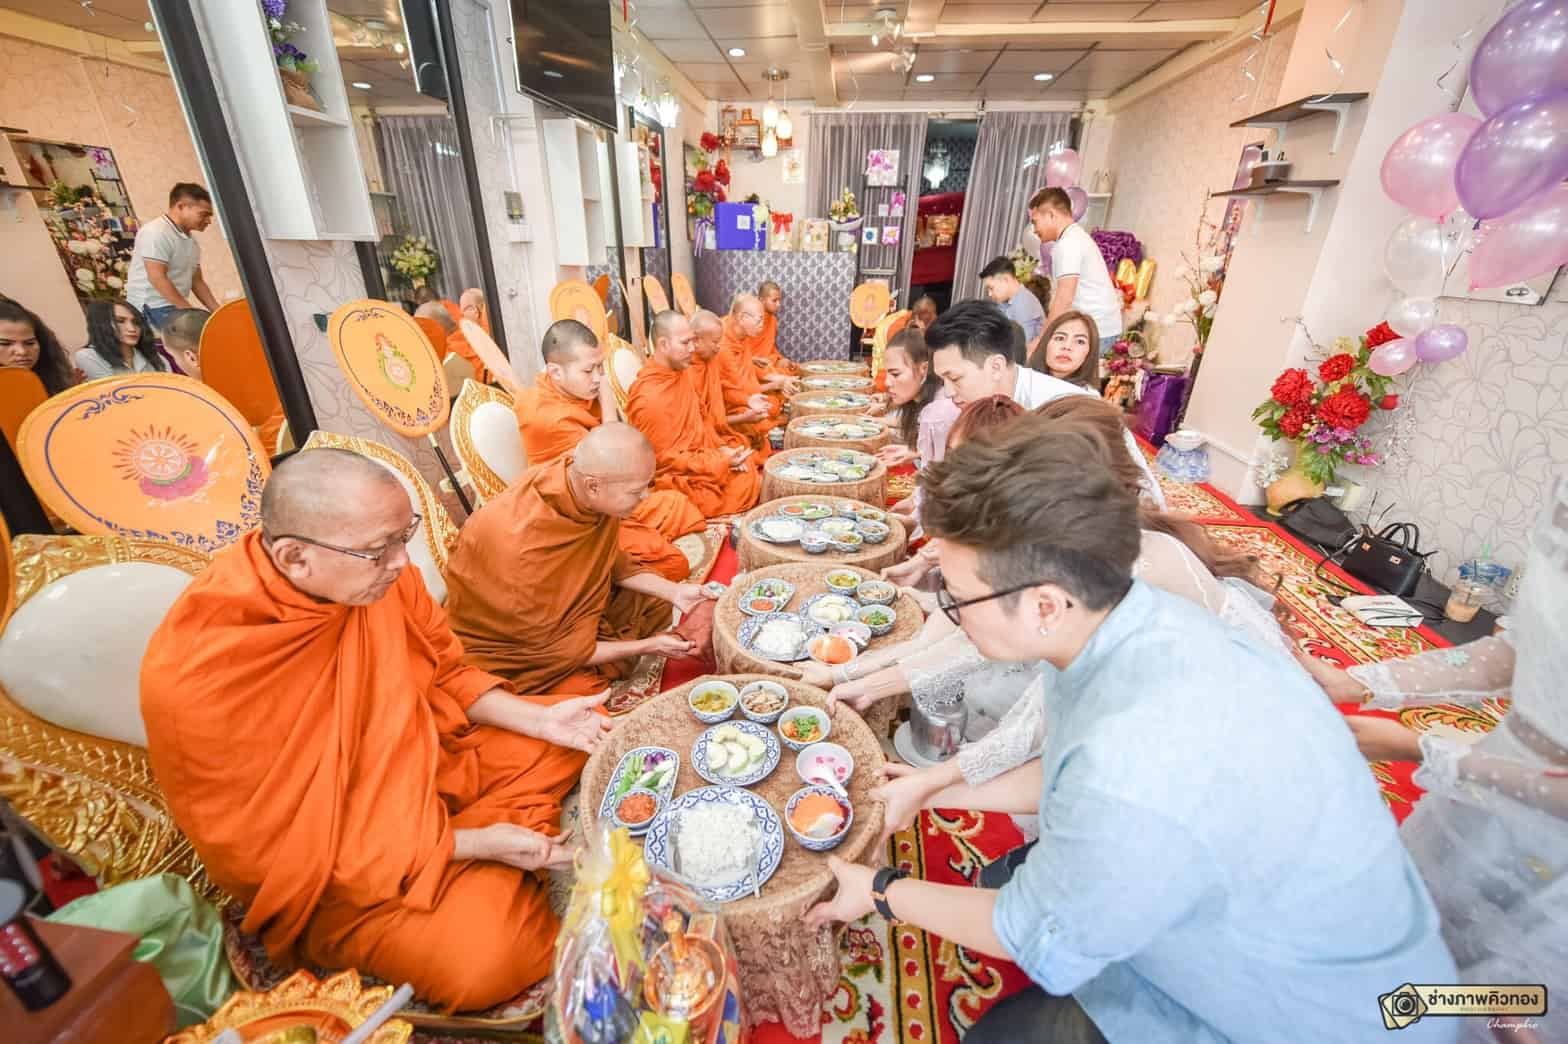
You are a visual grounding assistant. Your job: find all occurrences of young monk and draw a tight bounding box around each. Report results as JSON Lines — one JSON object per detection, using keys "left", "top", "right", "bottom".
{"left": 444, "top": 288, "right": 492, "bottom": 384}
{"left": 444, "top": 423, "right": 713, "bottom": 697}
{"left": 718, "top": 292, "right": 797, "bottom": 452}
{"left": 690, "top": 309, "right": 769, "bottom": 448}
{"left": 514, "top": 318, "right": 705, "bottom": 580}
{"left": 749, "top": 280, "right": 799, "bottom": 377}
{"left": 142, "top": 449, "right": 608, "bottom": 1011}
{"left": 625, "top": 310, "right": 762, "bottom": 517}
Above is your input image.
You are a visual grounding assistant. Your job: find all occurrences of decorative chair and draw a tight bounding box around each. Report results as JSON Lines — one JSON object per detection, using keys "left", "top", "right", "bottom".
{"left": 275, "top": 417, "right": 295, "bottom": 455}
{"left": 870, "top": 309, "right": 912, "bottom": 384}
{"left": 605, "top": 338, "right": 644, "bottom": 416}
{"left": 0, "top": 368, "right": 47, "bottom": 453}
{"left": 670, "top": 271, "right": 697, "bottom": 317}
{"left": 550, "top": 278, "right": 609, "bottom": 345}
{"left": 199, "top": 300, "right": 285, "bottom": 444}
{"left": 301, "top": 431, "right": 459, "bottom": 603}
{"left": 643, "top": 274, "right": 671, "bottom": 314}
{"left": 449, "top": 379, "right": 527, "bottom": 504}
{"left": 442, "top": 350, "right": 477, "bottom": 392}
{"left": 0, "top": 528, "right": 219, "bottom": 899}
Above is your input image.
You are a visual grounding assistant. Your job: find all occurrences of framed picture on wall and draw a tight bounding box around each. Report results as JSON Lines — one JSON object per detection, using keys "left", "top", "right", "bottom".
{"left": 720, "top": 106, "right": 739, "bottom": 141}
{"left": 866, "top": 149, "right": 900, "bottom": 186}
{"left": 734, "top": 110, "right": 761, "bottom": 150}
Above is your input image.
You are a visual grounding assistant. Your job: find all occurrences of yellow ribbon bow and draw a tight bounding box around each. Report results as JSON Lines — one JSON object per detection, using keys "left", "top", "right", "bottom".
{"left": 601, "top": 828, "right": 652, "bottom": 974}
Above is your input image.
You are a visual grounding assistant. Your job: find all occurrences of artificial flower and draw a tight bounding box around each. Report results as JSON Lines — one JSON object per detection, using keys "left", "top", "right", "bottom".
{"left": 1379, "top": 394, "right": 1400, "bottom": 410}
{"left": 1277, "top": 403, "right": 1312, "bottom": 438}
{"left": 1364, "top": 321, "right": 1399, "bottom": 348}
{"left": 1317, "top": 353, "right": 1355, "bottom": 383}
{"left": 1270, "top": 368, "right": 1313, "bottom": 406}
{"left": 1316, "top": 387, "right": 1371, "bottom": 430}
{"left": 1200, "top": 254, "right": 1226, "bottom": 273}
{"left": 1173, "top": 264, "right": 1190, "bottom": 279}
{"left": 1197, "top": 289, "right": 1218, "bottom": 306}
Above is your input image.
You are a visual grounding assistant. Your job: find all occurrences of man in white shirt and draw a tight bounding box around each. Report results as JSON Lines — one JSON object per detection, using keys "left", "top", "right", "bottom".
{"left": 1029, "top": 188, "right": 1122, "bottom": 342}
{"left": 125, "top": 182, "right": 219, "bottom": 331}
{"left": 979, "top": 256, "right": 1046, "bottom": 358}
{"left": 926, "top": 301, "right": 1162, "bottom": 507}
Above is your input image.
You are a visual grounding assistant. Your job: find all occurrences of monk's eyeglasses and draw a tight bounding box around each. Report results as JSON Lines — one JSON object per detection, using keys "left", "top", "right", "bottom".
{"left": 270, "top": 515, "right": 422, "bottom": 564}
{"left": 936, "top": 574, "right": 1072, "bottom": 626}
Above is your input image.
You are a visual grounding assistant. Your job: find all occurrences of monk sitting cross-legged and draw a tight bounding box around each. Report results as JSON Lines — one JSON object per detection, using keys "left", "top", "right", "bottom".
{"left": 445, "top": 423, "right": 717, "bottom": 696}
{"left": 718, "top": 292, "right": 798, "bottom": 453}
{"left": 141, "top": 449, "right": 610, "bottom": 1012}
{"left": 514, "top": 318, "right": 705, "bottom": 581}
{"left": 690, "top": 309, "right": 767, "bottom": 449}
{"left": 626, "top": 310, "right": 763, "bottom": 517}
{"left": 749, "top": 280, "right": 799, "bottom": 377}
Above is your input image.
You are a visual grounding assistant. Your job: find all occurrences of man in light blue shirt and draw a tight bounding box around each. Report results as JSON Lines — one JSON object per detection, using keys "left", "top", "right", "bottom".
{"left": 980, "top": 255, "right": 1046, "bottom": 357}
{"left": 808, "top": 417, "right": 1458, "bottom": 1043}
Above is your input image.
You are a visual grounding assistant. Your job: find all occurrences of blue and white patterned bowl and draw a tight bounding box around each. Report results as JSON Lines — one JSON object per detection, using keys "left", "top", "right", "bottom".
{"left": 643, "top": 786, "right": 785, "bottom": 903}
{"left": 596, "top": 746, "right": 680, "bottom": 837}
{"left": 688, "top": 680, "right": 740, "bottom": 724}
{"left": 691, "top": 719, "right": 780, "bottom": 787}
{"left": 784, "top": 784, "right": 854, "bottom": 852}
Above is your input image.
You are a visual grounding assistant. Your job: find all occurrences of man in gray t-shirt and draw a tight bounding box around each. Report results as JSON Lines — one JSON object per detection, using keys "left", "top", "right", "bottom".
{"left": 125, "top": 182, "right": 218, "bottom": 330}
{"left": 979, "top": 256, "right": 1046, "bottom": 358}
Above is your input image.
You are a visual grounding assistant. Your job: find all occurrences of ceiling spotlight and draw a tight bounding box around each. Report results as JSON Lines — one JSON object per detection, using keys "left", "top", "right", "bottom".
{"left": 351, "top": 81, "right": 372, "bottom": 89}
{"left": 1033, "top": 72, "right": 1054, "bottom": 82}
{"left": 392, "top": 41, "right": 405, "bottom": 54}
{"left": 915, "top": 73, "right": 934, "bottom": 83}
{"left": 728, "top": 47, "right": 746, "bottom": 57}
{"left": 543, "top": 69, "right": 564, "bottom": 79}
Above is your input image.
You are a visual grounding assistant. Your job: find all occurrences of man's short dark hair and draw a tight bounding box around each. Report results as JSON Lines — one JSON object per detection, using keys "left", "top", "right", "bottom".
{"left": 1028, "top": 187, "right": 1072, "bottom": 215}
{"left": 170, "top": 183, "right": 211, "bottom": 207}
{"left": 924, "top": 300, "right": 1021, "bottom": 368}
{"left": 979, "top": 256, "right": 1016, "bottom": 281}
{"left": 541, "top": 318, "right": 598, "bottom": 364}
{"left": 921, "top": 417, "right": 1140, "bottom": 610}
{"left": 159, "top": 308, "right": 210, "bottom": 351}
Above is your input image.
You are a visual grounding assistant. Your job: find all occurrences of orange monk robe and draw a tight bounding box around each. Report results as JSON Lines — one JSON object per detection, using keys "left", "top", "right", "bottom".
{"left": 258, "top": 406, "right": 286, "bottom": 454}
{"left": 689, "top": 355, "right": 751, "bottom": 450}
{"left": 444, "top": 455, "right": 673, "bottom": 696}
{"left": 141, "top": 532, "right": 581, "bottom": 1011}
{"left": 717, "top": 317, "right": 785, "bottom": 454}
{"left": 445, "top": 317, "right": 492, "bottom": 385}
{"left": 750, "top": 312, "right": 799, "bottom": 377}
{"left": 514, "top": 373, "right": 704, "bottom": 581}
{"left": 625, "top": 360, "right": 762, "bottom": 517}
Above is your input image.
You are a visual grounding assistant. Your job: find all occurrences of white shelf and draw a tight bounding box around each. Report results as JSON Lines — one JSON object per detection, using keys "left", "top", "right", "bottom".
{"left": 544, "top": 119, "right": 610, "bottom": 265}
{"left": 287, "top": 104, "right": 349, "bottom": 129}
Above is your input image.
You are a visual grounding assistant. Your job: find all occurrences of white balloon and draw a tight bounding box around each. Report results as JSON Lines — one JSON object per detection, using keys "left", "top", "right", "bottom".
{"left": 1020, "top": 220, "right": 1042, "bottom": 254}
{"left": 1386, "top": 295, "right": 1440, "bottom": 338}
{"left": 1384, "top": 216, "right": 1455, "bottom": 299}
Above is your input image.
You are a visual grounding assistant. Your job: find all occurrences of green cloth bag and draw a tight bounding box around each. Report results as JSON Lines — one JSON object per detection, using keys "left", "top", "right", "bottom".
{"left": 47, "top": 873, "right": 234, "bottom": 1027}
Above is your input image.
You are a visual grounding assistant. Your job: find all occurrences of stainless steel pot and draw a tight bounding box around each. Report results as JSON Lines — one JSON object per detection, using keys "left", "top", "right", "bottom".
{"left": 910, "top": 693, "right": 967, "bottom": 762}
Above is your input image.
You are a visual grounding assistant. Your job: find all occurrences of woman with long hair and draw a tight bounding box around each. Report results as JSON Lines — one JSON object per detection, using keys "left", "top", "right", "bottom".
{"left": 76, "top": 299, "right": 168, "bottom": 380}
{"left": 875, "top": 327, "right": 953, "bottom": 469}
{"left": 1028, "top": 309, "right": 1099, "bottom": 389}
{"left": 0, "top": 298, "right": 76, "bottom": 394}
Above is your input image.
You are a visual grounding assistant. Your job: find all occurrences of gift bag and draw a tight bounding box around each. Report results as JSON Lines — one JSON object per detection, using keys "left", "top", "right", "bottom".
{"left": 768, "top": 212, "right": 794, "bottom": 251}
{"left": 1131, "top": 371, "right": 1189, "bottom": 448}
{"left": 800, "top": 220, "right": 830, "bottom": 252}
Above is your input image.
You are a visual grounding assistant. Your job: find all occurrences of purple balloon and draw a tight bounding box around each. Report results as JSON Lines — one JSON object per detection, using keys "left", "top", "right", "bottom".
{"left": 1066, "top": 186, "right": 1089, "bottom": 221}
{"left": 1413, "top": 324, "right": 1469, "bottom": 364}
{"left": 1455, "top": 87, "right": 1568, "bottom": 219}
{"left": 1368, "top": 339, "right": 1418, "bottom": 377}
{"left": 1469, "top": 183, "right": 1568, "bottom": 289}
{"left": 1380, "top": 113, "right": 1481, "bottom": 219}
{"left": 1045, "top": 148, "right": 1081, "bottom": 189}
{"left": 1469, "top": 0, "right": 1568, "bottom": 117}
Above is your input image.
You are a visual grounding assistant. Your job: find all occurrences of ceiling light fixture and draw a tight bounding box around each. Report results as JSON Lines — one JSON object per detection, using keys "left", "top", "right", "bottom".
{"left": 656, "top": 88, "right": 680, "bottom": 128}
{"left": 1033, "top": 72, "right": 1054, "bottom": 82}
{"left": 761, "top": 67, "right": 788, "bottom": 130}
{"left": 915, "top": 73, "right": 934, "bottom": 83}
{"left": 776, "top": 109, "right": 793, "bottom": 140}
{"left": 351, "top": 81, "right": 372, "bottom": 89}
{"left": 761, "top": 127, "right": 779, "bottom": 158}
{"left": 728, "top": 47, "right": 746, "bottom": 57}
{"left": 392, "top": 41, "right": 405, "bottom": 55}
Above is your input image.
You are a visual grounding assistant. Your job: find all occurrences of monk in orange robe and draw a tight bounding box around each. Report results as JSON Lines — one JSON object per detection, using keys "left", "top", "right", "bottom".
{"left": 750, "top": 280, "right": 799, "bottom": 377}
{"left": 689, "top": 309, "right": 765, "bottom": 448}
{"left": 444, "top": 288, "right": 493, "bottom": 384}
{"left": 141, "top": 449, "right": 610, "bottom": 1012}
{"left": 625, "top": 310, "right": 762, "bottom": 517}
{"left": 515, "top": 318, "right": 704, "bottom": 581}
{"left": 445, "top": 423, "right": 714, "bottom": 696}
{"left": 717, "top": 293, "right": 797, "bottom": 453}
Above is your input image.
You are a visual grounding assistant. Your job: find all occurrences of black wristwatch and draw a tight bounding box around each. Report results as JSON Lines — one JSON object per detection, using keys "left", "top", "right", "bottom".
{"left": 871, "top": 866, "right": 909, "bottom": 922}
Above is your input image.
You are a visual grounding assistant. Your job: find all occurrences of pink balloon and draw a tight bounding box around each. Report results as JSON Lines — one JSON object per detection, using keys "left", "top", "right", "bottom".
{"left": 1469, "top": 183, "right": 1568, "bottom": 289}
{"left": 1455, "top": 87, "right": 1568, "bottom": 219}
{"left": 1469, "top": 0, "right": 1568, "bottom": 117}
{"left": 1414, "top": 324, "right": 1468, "bottom": 364}
{"left": 1368, "top": 339, "right": 1418, "bottom": 376}
{"left": 1380, "top": 113, "right": 1482, "bottom": 219}
{"left": 1045, "top": 148, "right": 1082, "bottom": 188}
{"left": 1066, "top": 186, "right": 1089, "bottom": 221}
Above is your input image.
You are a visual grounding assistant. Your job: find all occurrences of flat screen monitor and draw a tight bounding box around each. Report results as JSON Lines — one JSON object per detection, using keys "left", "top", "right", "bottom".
{"left": 510, "top": 0, "right": 617, "bottom": 132}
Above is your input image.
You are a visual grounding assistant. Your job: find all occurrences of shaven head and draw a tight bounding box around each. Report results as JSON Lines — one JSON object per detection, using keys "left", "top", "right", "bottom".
{"left": 459, "top": 288, "right": 486, "bottom": 323}
{"left": 759, "top": 280, "right": 782, "bottom": 315}
{"left": 649, "top": 310, "right": 695, "bottom": 370}
{"left": 690, "top": 309, "right": 724, "bottom": 361}
{"left": 542, "top": 318, "right": 603, "bottom": 401}
{"left": 415, "top": 302, "right": 456, "bottom": 336}
{"left": 568, "top": 422, "right": 656, "bottom": 518}
{"left": 159, "top": 308, "right": 210, "bottom": 379}
{"left": 260, "top": 448, "right": 415, "bottom": 606}
{"left": 730, "top": 292, "right": 764, "bottom": 337}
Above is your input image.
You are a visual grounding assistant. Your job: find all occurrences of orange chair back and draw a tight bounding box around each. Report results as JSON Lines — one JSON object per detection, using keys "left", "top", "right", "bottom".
{"left": 414, "top": 316, "right": 450, "bottom": 355}
{"left": 0, "top": 368, "right": 47, "bottom": 454}
{"left": 591, "top": 274, "right": 612, "bottom": 306}
{"left": 199, "top": 300, "right": 282, "bottom": 428}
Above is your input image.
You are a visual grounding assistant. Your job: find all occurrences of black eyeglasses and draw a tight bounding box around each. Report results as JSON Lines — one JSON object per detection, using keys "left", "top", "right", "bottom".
{"left": 267, "top": 515, "right": 422, "bottom": 565}
{"left": 936, "top": 573, "right": 1072, "bottom": 626}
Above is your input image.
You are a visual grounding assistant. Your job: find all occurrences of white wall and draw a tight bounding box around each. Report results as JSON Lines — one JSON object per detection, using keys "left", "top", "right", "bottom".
{"left": 702, "top": 100, "right": 811, "bottom": 220}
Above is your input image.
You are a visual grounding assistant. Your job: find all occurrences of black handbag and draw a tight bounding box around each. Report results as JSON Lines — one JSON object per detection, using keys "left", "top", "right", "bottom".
{"left": 1341, "top": 522, "right": 1432, "bottom": 597}
{"left": 1276, "top": 498, "right": 1357, "bottom": 552}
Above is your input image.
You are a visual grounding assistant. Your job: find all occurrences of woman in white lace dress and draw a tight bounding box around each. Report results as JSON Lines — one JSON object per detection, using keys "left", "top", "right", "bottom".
{"left": 1300, "top": 477, "right": 1566, "bottom": 1044}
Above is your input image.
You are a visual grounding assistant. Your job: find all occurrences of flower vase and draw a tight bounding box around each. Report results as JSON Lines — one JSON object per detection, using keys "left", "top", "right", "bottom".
{"left": 279, "top": 68, "right": 322, "bottom": 112}
{"left": 1265, "top": 451, "right": 1325, "bottom": 516}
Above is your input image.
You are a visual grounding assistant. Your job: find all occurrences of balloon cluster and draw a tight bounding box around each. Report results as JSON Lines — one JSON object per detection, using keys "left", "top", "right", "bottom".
{"left": 1044, "top": 147, "right": 1089, "bottom": 222}
{"left": 1374, "top": 0, "right": 1568, "bottom": 375}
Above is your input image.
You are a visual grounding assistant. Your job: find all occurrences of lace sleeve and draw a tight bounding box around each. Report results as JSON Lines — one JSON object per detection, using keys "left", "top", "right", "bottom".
{"left": 1413, "top": 734, "right": 1568, "bottom": 823}
{"left": 957, "top": 673, "right": 1047, "bottom": 786}
{"left": 904, "top": 623, "right": 985, "bottom": 706}
{"left": 1348, "top": 634, "right": 1516, "bottom": 711}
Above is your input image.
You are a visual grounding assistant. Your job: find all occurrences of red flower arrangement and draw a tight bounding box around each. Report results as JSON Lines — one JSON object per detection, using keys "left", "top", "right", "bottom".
{"left": 700, "top": 131, "right": 722, "bottom": 153}
{"left": 713, "top": 159, "right": 730, "bottom": 187}
{"left": 1364, "top": 321, "right": 1399, "bottom": 348}
{"left": 1253, "top": 332, "right": 1396, "bottom": 487}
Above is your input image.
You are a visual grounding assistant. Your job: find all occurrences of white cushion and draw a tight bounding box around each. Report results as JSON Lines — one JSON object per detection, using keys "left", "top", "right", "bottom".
{"left": 375, "top": 463, "right": 447, "bottom": 604}
{"left": 610, "top": 347, "right": 643, "bottom": 395}
{"left": 470, "top": 401, "right": 527, "bottom": 487}
{"left": 0, "top": 562, "right": 194, "bottom": 748}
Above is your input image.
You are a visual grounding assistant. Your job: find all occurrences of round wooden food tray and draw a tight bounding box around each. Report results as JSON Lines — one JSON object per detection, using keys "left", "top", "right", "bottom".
{"left": 783, "top": 414, "right": 891, "bottom": 455}
{"left": 788, "top": 389, "right": 878, "bottom": 419}
{"left": 762, "top": 448, "right": 887, "bottom": 506}
{"left": 798, "top": 360, "right": 870, "bottom": 377}
{"left": 715, "top": 562, "right": 923, "bottom": 738}
{"left": 738, "top": 496, "right": 907, "bottom": 573}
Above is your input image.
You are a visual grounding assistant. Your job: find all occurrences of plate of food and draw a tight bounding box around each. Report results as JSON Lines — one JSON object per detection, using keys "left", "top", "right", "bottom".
{"left": 801, "top": 592, "right": 860, "bottom": 627}
{"left": 824, "top": 568, "right": 866, "bottom": 595}
{"left": 814, "top": 393, "right": 872, "bottom": 410}
{"left": 778, "top": 706, "right": 832, "bottom": 750}
{"left": 818, "top": 517, "right": 858, "bottom": 537}
{"left": 597, "top": 746, "right": 680, "bottom": 836}
{"left": 803, "top": 376, "right": 874, "bottom": 391}
{"left": 799, "top": 420, "right": 882, "bottom": 440}
{"left": 738, "top": 612, "right": 823, "bottom": 662}
{"left": 692, "top": 720, "right": 781, "bottom": 787}
{"left": 800, "top": 361, "right": 867, "bottom": 375}
{"left": 744, "top": 578, "right": 796, "bottom": 603}
{"left": 778, "top": 501, "right": 834, "bottom": 521}
{"left": 750, "top": 515, "right": 807, "bottom": 545}
{"left": 643, "top": 786, "right": 785, "bottom": 903}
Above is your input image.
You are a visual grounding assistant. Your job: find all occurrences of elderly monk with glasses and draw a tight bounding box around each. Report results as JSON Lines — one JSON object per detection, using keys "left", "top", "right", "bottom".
{"left": 141, "top": 448, "right": 607, "bottom": 1011}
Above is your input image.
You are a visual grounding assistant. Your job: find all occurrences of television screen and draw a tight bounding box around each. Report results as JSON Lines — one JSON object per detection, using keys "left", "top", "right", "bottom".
{"left": 510, "top": 0, "right": 618, "bottom": 133}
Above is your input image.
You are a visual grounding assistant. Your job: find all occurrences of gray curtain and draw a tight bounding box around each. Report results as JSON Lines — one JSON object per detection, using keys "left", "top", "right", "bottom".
{"left": 376, "top": 114, "right": 483, "bottom": 300}
{"left": 950, "top": 111, "right": 1074, "bottom": 303}
{"left": 806, "top": 112, "right": 929, "bottom": 304}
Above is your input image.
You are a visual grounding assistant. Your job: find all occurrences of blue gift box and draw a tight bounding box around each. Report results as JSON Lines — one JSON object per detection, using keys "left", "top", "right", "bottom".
{"left": 715, "top": 202, "right": 767, "bottom": 250}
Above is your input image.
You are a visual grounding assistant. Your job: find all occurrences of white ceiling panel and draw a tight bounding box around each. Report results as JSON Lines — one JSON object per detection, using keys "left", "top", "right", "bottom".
{"left": 635, "top": 7, "right": 710, "bottom": 38}
{"left": 651, "top": 37, "right": 727, "bottom": 61}
{"left": 1, "top": 0, "right": 159, "bottom": 39}
{"left": 1139, "top": 0, "right": 1260, "bottom": 16}
{"left": 714, "top": 36, "right": 805, "bottom": 60}
{"left": 690, "top": 0, "right": 781, "bottom": 6}
{"left": 907, "top": 73, "right": 985, "bottom": 91}
{"left": 937, "top": 3, "right": 1041, "bottom": 22}
{"left": 678, "top": 62, "right": 744, "bottom": 81}
{"left": 979, "top": 71, "right": 1068, "bottom": 91}
{"left": 1051, "top": 47, "right": 1174, "bottom": 89}
{"left": 1034, "top": 2, "right": 1150, "bottom": 19}
{"left": 696, "top": 4, "right": 798, "bottom": 37}
{"left": 988, "top": 47, "right": 1087, "bottom": 72}
{"left": 912, "top": 48, "right": 1001, "bottom": 74}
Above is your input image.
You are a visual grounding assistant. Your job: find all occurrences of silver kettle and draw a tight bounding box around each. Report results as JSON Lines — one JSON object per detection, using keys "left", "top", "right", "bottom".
{"left": 910, "top": 691, "right": 967, "bottom": 762}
